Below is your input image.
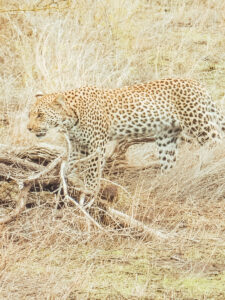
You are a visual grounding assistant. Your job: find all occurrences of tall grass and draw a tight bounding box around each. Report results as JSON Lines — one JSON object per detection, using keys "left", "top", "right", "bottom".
{"left": 0, "top": 0, "right": 225, "bottom": 299}
{"left": 0, "top": 0, "right": 224, "bottom": 144}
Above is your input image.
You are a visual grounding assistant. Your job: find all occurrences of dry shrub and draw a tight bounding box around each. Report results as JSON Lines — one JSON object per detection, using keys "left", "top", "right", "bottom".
{"left": 0, "top": 140, "right": 224, "bottom": 298}
{"left": 0, "top": 0, "right": 225, "bottom": 299}
{"left": 129, "top": 142, "right": 225, "bottom": 231}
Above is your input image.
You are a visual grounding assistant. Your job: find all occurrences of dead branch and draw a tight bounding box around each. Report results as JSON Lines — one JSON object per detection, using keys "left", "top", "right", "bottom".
{"left": 106, "top": 137, "right": 154, "bottom": 161}
{"left": 25, "top": 154, "right": 63, "bottom": 183}
{"left": 0, "top": 183, "right": 31, "bottom": 224}
{"left": 0, "top": 143, "right": 65, "bottom": 224}
{"left": 108, "top": 207, "right": 168, "bottom": 239}
{"left": 0, "top": 154, "right": 63, "bottom": 225}
{"left": 0, "top": 139, "right": 167, "bottom": 240}
{"left": 101, "top": 177, "right": 168, "bottom": 239}
{"left": 0, "top": 153, "right": 43, "bottom": 171}
{"left": 0, "top": 144, "right": 64, "bottom": 188}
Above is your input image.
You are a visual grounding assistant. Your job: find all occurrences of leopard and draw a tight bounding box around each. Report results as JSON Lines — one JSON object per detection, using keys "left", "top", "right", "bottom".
{"left": 27, "top": 78, "right": 225, "bottom": 194}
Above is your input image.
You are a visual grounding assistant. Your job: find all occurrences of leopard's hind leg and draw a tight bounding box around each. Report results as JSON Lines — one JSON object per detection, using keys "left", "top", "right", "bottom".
{"left": 156, "top": 125, "right": 182, "bottom": 171}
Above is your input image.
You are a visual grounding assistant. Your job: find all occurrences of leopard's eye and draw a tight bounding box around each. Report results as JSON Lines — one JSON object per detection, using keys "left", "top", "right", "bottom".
{"left": 37, "top": 112, "right": 43, "bottom": 118}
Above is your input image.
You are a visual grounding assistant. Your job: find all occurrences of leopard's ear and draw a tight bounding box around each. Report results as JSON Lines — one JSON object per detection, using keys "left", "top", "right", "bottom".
{"left": 51, "top": 94, "right": 67, "bottom": 111}
{"left": 35, "top": 92, "right": 44, "bottom": 98}
{"left": 51, "top": 94, "right": 79, "bottom": 120}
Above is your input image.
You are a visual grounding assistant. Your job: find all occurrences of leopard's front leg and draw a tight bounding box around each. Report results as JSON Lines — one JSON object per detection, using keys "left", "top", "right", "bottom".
{"left": 67, "top": 107, "right": 109, "bottom": 196}
{"left": 83, "top": 142, "right": 106, "bottom": 195}
{"left": 68, "top": 139, "right": 107, "bottom": 196}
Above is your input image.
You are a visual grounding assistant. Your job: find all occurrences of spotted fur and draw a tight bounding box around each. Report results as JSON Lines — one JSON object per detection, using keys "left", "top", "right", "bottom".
{"left": 28, "top": 78, "right": 225, "bottom": 193}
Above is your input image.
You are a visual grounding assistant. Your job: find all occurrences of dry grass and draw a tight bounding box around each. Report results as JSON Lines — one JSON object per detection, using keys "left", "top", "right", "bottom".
{"left": 0, "top": 0, "right": 225, "bottom": 299}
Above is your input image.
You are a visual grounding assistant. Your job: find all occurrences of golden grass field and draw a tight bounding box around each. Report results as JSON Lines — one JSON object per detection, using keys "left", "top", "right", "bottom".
{"left": 0, "top": 0, "right": 225, "bottom": 299}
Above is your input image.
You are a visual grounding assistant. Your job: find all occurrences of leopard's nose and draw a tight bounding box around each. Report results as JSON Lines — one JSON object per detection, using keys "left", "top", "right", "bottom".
{"left": 27, "top": 125, "right": 32, "bottom": 132}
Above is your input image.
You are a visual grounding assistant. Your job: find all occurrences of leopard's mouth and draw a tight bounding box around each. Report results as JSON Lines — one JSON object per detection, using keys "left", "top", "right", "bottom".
{"left": 35, "top": 131, "right": 47, "bottom": 137}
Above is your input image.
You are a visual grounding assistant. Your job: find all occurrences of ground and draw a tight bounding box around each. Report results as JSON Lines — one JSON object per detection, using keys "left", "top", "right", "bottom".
{"left": 0, "top": 0, "right": 225, "bottom": 299}
{"left": 1, "top": 142, "right": 225, "bottom": 299}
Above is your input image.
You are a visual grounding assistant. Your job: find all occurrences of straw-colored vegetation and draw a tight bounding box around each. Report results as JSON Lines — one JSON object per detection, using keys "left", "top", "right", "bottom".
{"left": 0, "top": 0, "right": 225, "bottom": 299}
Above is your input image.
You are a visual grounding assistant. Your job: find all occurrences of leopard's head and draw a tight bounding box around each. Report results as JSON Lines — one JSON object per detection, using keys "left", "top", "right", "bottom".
{"left": 27, "top": 93, "right": 78, "bottom": 137}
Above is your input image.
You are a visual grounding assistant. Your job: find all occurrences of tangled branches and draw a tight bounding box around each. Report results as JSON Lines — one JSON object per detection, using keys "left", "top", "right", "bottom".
{"left": 0, "top": 139, "right": 166, "bottom": 239}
